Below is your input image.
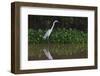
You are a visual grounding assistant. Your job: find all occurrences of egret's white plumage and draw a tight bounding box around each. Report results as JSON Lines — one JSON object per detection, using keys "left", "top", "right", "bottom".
{"left": 43, "top": 29, "right": 51, "bottom": 39}
{"left": 43, "top": 20, "right": 58, "bottom": 39}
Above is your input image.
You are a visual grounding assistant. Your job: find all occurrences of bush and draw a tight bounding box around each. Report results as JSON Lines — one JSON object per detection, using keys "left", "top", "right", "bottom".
{"left": 28, "top": 28, "right": 87, "bottom": 44}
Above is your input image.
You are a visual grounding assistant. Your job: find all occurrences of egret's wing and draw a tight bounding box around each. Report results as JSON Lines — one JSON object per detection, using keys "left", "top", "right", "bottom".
{"left": 43, "top": 49, "right": 53, "bottom": 60}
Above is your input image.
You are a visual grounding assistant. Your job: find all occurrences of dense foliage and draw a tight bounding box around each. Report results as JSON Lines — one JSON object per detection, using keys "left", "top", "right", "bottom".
{"left": 28, "top": 28, "right": 87, "bottom": 44}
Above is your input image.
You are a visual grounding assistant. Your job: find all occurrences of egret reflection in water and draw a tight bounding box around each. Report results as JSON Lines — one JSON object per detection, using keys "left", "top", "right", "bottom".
{"left": 43, "top": 48, "right": 53, "bottom": 60}
{"left": 28, "top": 43, "right": 87, "bottom": 60}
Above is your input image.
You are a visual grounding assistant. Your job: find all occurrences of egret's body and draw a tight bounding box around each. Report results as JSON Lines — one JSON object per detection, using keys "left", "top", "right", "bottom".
{"left": 43, "top": 29, "right": 52, "bottom": 39}
{"left": 43, "top": 20, "right": 58, "bottom": 60}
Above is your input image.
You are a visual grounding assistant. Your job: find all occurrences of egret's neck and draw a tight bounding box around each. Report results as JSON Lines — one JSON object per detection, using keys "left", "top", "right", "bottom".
{"left": 51, "top": 22, "right": 56, "bottom": 31}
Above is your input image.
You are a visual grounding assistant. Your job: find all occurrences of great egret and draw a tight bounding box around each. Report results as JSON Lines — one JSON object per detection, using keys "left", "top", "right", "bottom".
{"left": 43, "top": 20, "right": 58, "bottom": 39}
{"left": 43, "top": 20, "right": 58, "bottom": 60}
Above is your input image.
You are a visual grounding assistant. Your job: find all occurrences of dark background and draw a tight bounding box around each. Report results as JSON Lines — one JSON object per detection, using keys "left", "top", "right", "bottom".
{"left": 28, "top": 15, "right": 88, "bottom": 32}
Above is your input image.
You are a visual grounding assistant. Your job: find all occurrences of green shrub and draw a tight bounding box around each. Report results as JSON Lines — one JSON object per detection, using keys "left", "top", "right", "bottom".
{"left": 28, "top": 28, "right": 87, "bottom": 44}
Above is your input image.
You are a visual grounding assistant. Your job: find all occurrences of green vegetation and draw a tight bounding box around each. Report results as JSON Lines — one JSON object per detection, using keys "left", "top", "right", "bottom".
{"left": 28, "top": 28, "right": 87, "bottom": 44}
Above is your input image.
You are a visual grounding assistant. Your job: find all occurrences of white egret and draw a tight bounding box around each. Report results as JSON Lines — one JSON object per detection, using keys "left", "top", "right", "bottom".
{"left": 43, "top": 20, "right": 58, "bottom": 60}
{"left": 43, "top": 20, "right": 58, "bottom": 39}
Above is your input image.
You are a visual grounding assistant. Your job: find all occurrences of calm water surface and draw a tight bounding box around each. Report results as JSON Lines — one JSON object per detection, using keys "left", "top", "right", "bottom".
{"left": 28, "top": 43, "right": 87, "bottom": 60}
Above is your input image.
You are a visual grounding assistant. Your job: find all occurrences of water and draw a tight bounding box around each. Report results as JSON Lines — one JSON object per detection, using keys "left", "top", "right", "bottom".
{"left": 28, "top": 43, "right": 87, "bottom": 60}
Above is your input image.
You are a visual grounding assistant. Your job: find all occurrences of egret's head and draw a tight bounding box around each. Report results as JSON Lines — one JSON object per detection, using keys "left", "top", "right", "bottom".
{"left": 54, "top": 20, "right": 59, "bottom": 23}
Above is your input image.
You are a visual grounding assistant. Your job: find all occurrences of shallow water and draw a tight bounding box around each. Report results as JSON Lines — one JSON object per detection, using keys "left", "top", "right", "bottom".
{"left": 28, "top": 43, "right": 87, "bottom": 60}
